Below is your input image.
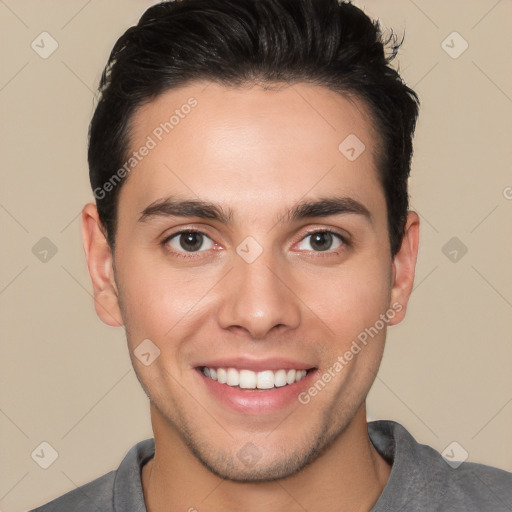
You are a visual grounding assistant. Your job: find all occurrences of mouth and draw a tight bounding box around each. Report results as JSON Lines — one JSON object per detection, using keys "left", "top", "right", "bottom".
{"left": 194, "top": 361, "right": 318, "bottom": 415}
{"left": 200, "top": 366, "right": 311, "bottom": 390}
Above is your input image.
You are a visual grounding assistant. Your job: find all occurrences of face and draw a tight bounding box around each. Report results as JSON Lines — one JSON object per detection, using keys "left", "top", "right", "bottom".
{"left": 83, "top": 81, "right": 418, "bottom": 481}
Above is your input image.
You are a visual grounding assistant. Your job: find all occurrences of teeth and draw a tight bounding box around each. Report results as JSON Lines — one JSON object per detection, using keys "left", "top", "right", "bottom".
{"left": 274, "top": 369, "right": 287, "bottom": 387}
{"left": 239, "top": 369, "right": 256, "bottom": 389}
{"left": 256, "top": 370, "right": 274, "bottom": 389}
{"left": 202, "top": 366, "right": 309, "bottom": 389}
{"left": 217, "top": 367, "right": 227, "bottom": 384}
{"left": 226, "top": 368, "right": 239, "bottom": 386}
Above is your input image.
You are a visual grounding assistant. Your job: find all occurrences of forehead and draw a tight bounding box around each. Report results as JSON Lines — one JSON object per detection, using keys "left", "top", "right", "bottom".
{"left": 120, "top": 81, "right": 384, "bottom": 220}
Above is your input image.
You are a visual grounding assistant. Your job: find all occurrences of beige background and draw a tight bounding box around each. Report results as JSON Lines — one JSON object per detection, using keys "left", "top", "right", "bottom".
{"left": 1, "top": 0, "right": 511, "bottom": 510}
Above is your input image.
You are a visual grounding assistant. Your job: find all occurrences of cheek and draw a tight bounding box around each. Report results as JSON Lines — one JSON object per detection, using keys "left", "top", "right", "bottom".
{"left": 115, "top": 254, "right": 219, "bottom": 343}
{"left": 299, "top": 261, "right": 392, "bottom": 405}
{"left": 300, "top": 255, "right": 392, "bottom": 342}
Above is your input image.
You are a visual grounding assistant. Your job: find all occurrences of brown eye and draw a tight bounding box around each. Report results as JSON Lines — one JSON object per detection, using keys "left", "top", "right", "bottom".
{"left": 296, "top": 231, "right": 344, "bottom": 252}
{"left": 166, "top": 231, "right": 214, "bottom": 253}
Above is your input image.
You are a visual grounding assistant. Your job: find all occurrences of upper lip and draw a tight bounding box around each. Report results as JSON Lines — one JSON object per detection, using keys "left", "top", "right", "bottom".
{"left": 194, "top": 357, "right": 316, "bottom": 372}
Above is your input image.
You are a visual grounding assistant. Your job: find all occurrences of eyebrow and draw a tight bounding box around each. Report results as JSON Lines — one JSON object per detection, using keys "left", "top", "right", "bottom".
{"left": 138, "top": 196, "right": 372, "bottom": 225}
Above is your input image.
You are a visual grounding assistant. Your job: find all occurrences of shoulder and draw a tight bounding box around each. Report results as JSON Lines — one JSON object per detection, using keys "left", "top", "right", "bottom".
{"left": 440, "top": 459, "right": 512, "bottom": 508}
{"left": 29, "top": 438, "right": 155, "bottom": 512}
{"left": 369, "top": 420, "right": 512, "bottom": 511}
{"left": 29, "top": 471, "right": 116, "bottom": 511}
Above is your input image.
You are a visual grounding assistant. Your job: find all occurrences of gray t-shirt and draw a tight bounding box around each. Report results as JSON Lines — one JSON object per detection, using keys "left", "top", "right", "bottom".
{"left": 30, "top": 420, "right": 512, "bottom": 511}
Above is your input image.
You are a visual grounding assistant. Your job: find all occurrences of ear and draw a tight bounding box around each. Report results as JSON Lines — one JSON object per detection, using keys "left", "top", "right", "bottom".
{"left": 81, "top": 203, "right": 124, "bottom": 327}
{"left": 388, "top": 211, "right": 420, "bottom": 326}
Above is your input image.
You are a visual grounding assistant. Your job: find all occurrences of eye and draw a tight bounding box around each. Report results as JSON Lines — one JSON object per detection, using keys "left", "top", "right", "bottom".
{"left": 164, "top": 230, "right": 214, "bottom": 254}
{"left": 296, "top": 231, "right": 345, "bottom": 252}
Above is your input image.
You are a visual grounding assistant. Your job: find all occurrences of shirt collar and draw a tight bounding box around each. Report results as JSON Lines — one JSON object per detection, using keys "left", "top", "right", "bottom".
{"left": 113, "top": 437, "right": 154, "bottom": 511}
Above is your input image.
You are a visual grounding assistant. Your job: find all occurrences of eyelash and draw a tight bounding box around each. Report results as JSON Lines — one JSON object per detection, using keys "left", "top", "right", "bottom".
{"left": 161, "top": 228, "right": 349, "bottom": 260}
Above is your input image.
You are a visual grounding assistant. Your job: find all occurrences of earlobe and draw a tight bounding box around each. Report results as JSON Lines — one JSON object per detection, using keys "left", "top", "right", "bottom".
{"left": 81, "top": 203, "right": 124, "bottom": 327}
{"left": 388, "top": 211, "right": 420, "bottom": 326}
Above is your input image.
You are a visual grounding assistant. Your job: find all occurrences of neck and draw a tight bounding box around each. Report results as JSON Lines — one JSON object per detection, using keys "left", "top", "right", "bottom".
{"left": 142, "top": 404, "right": 391, "bottom": 512}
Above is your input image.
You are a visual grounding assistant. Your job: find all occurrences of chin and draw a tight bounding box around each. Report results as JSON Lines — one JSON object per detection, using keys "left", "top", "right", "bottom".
{"left": 182, "top": 418, "right": 341, "bottom": 483}
{"left": 192, "top": 449, "right": 310, "bottom": 483}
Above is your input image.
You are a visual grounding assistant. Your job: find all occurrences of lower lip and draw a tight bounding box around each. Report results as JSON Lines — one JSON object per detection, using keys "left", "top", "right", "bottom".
{"left": 197, "top": 368, "right": 317, "bottom": 415}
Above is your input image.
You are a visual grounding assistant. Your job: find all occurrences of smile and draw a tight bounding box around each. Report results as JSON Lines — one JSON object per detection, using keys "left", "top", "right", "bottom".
{"left": 201, "top": 366, "right": 309, "bottom": 390}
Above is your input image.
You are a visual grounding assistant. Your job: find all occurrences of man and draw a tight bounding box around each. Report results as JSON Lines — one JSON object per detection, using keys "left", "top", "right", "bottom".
{"left": 31, "top": 0, "right": 512, "bottom": 510}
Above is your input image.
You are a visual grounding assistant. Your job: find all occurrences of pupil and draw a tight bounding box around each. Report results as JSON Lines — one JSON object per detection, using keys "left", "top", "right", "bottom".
{"left": 180, "top": 232, "right": 203, "bottom": 252}
{"left": 311, "top": 232, "right": 332, "bottom": 251}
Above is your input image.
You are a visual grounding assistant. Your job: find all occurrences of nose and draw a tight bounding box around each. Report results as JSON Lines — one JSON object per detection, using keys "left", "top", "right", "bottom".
{"left": 216, "top": 251, "right": 302, "bottom": 339}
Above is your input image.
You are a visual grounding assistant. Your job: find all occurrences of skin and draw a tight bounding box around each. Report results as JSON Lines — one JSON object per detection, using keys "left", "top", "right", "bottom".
{"left": 82, "top": 81, "right": 419, "bottom": 512}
